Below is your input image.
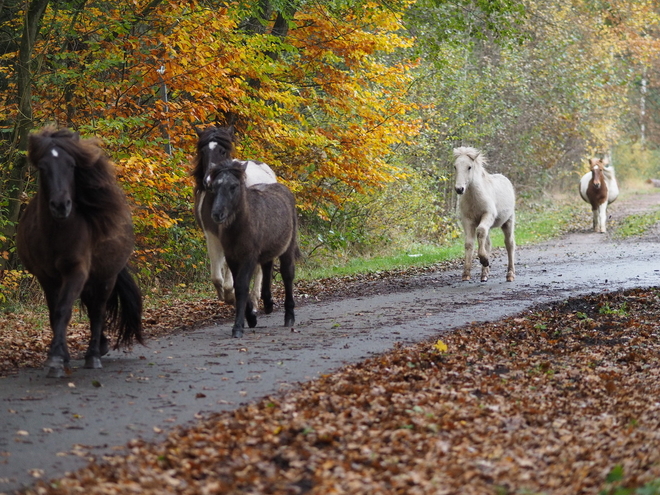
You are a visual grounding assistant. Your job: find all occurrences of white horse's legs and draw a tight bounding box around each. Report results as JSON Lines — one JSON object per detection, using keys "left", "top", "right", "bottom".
{"left": 462, "top": 226, "right": 476, "bottom": 281}
{"left": 204, "top": 230, "right": 236, "bottom": 303}
{"left": 248, "top": 265, "right": 263, "bottom": 316}
{"left": 591, "top": 208, "right": 599, "bottom": 232}
{"left": 477, "top": 226, "right": 491, "bottom": 282}
{"left": 596, "top": 203, "right": 608, "bottom": 233}
{"left": 502, "top": 219, "right": 516, "bottom": 282}
{"left": 204, "top": 229, "right": 264, "bottom": 310}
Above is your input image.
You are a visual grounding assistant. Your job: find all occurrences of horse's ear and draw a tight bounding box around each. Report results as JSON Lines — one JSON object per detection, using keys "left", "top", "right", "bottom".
{"left": 194, "top": 126, "right": 203, "bottom": 137}
{"left": 236, "top": 160, "right": 248, "bottom": 172}
{"left": 602, "top": 155, "right": 610, "bottom": 166}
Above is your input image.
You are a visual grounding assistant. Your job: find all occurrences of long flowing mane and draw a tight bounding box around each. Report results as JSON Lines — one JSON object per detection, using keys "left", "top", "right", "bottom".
{"left": 191, "top": 126, "right": 235, "bottom": 192}
{"left": 453, "top": 146, "right": 487, "bottom": 169}
{"left": 28, "top": 126, "right": 128, "bottom": 236}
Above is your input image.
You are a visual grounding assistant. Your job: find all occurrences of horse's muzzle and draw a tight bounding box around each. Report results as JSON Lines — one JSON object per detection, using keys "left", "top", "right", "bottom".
{"left": 455, "top": 186, "right": 465, "bottom": 195}
{"left": 49, "top": 199, "right": 72, "bottom": 219}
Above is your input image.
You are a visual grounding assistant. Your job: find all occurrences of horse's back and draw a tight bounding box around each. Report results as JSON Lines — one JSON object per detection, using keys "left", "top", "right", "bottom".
{"left": 492, "top": 174, "right": 516, "bottom": 225}
{"left": 16, "top": 198, "right": 43, "bottom": 276}
{"left": 243, "top": 160, "right": 277, "bottom": 186}
{"left": 603, "top": 167, "right": 619, "bottom": 203}
{"left": 246, "top": 183, "right": 298, "bottom": 260}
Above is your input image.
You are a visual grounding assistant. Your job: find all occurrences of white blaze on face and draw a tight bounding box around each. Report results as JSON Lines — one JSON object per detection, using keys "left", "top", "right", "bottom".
{"left": 51, "top": 148, "right": 59, "bottom": 157}
{"left": 207, "top": 141, "right": 219, "bottom": 169}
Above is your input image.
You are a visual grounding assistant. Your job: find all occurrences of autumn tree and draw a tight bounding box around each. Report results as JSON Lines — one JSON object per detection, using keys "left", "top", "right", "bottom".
{"left": 0, "top": 0, "right": 419, "bottom": 280}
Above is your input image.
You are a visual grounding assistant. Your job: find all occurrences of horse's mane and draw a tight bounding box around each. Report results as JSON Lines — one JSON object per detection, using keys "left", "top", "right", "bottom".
{"left": 191, "top": 126, "right": 235, "bottom": 192}
{"left": 28, "top": 126, "right": 128, "bottom": 236}
{"left": 453, "top": 146, "right": 487, "bottom": 168}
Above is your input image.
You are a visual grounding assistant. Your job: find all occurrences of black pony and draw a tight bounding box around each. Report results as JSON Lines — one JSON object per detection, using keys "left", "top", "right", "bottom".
{"left": 204, "top": 160, "right": 299, "bottom": 337}
{"left": 16, "top": 126, "right": 143, "bottom": 377}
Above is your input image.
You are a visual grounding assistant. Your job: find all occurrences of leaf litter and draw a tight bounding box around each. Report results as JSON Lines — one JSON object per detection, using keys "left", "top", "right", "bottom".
{"left": 15, "top": 286, "right": 660, "bottom": 495}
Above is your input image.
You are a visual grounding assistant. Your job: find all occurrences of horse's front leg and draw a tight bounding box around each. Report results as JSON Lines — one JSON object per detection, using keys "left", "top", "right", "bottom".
{"left": 42, "top": 271, "right": 87, "bottom": 378}
{"left": 206, "top": 231, "right": 236, "bottom": 303}
{"left": 462, "top": 226, "right": 476, "bottom": 281}
{"left": 597, "top": 203, "right": 608, "bottom": 233}
{"left": 229, "top": 261, "right": 256, "bottom": 337}
{"left": 478, "top": 231, "right": 491, "bottom": 282}
{"left": 81, "top": 280, "right": 114, "bottom": 369}
{"left": 591, "top": 207, "right": 599, "bottom": 232}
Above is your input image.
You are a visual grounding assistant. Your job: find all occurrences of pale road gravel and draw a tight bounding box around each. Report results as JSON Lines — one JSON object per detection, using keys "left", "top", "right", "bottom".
{"left": 1, "top": 191, "right": 659, "bottom": 494}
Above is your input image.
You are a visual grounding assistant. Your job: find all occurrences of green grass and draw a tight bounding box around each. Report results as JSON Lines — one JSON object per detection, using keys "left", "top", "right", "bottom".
{"left": 612, "top": 208, "right": 660, "bottom": 239}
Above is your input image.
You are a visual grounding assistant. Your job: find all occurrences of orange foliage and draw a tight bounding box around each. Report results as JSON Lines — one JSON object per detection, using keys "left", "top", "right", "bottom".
{"left": 32, "top": 0, "right": 418, "bottom": 222}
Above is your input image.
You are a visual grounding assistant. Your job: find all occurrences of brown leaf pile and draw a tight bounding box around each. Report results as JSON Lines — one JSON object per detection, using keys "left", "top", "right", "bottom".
{"left": 24, "top": 287, "right": 660, "bottom": 495}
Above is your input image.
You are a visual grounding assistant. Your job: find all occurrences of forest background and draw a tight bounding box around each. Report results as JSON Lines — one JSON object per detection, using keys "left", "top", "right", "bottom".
{"left": 1, "top": 0, "right": 660, "bottom": 302}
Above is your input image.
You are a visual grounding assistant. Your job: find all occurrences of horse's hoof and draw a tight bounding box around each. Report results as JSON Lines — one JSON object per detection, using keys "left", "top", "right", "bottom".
{"left": 232, "top": 327, "right": 244, "bottom": 338}
{"left": 246, "top": 311, "right": 257, "bottom": 328}
{"left": 462, "top": 275, "right": 471, "bottom": 281}
{"left": 506, "top": 274, "right": 515, "bottom": 282}
{"left": 46, "top": 366, "right": 67, "bottom": 378}
{"left": 481, "top": 277, "right": 488, "bottom": 282}
{"left": 84, "top": 356, "right": 103, "bottom": 369}
{"left": 284, "top": 316, "right": 295, "bottom": 327}
{"left": 224, "top": 289, "right": 236, "bottom": 305}
{"left": 263, "top": 300, "right": 274, "bottom": 315}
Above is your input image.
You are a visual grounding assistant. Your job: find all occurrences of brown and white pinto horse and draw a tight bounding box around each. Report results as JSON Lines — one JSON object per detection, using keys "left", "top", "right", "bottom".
{"left": 579, "top": 157, "right": 619, "bottom": 233}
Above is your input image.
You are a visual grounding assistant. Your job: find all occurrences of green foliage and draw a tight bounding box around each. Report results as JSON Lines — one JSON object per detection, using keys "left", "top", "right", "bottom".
{"left": 613, "top": 142, "right": 660, "bottom": 184}
{"left": 612, "top": 209, "right": 660, "bottom": 239}
{"left": 600, "top": 465, "right": 660, "bottom": 495}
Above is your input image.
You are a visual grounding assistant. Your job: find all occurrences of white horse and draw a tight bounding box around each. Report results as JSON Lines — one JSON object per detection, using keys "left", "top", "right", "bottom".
{"left": 579, "top": 157, "right": 618, "bottom": 233}
{"left": 192, "top": 126, "right": 277, "bottom": 312}
{"left": 453, "top": 146, "right": 516, "bottom": 282}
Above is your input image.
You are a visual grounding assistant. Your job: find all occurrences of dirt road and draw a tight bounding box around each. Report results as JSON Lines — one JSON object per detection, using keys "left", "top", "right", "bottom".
{"left": 1, "top": 192, "right": 659, "bottom": 494}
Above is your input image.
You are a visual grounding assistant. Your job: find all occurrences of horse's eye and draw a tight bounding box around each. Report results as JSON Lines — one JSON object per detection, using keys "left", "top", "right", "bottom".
{"left": 468, "top": 166, "right": 472, "bottom": 170}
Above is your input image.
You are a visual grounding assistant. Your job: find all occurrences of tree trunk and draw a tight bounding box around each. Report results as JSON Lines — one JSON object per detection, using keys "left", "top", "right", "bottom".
{"left": 0, "top": 0, "right": 49, "bottom": 269}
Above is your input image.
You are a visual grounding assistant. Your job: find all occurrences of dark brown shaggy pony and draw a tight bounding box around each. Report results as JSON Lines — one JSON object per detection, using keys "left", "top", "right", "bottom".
{"left": 204, "top": 160, "right": 299, "bottom": 338}
{"left": 16, "top": 127, "right": 143, "bottom": 377}
{"left": 191, "top": 126, "right": 277, "bottom": 309}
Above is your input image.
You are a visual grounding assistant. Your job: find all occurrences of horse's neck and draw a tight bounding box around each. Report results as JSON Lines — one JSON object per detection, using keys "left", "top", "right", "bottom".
{"left": 466, "top": 168, "right": 489, "bottom": 197}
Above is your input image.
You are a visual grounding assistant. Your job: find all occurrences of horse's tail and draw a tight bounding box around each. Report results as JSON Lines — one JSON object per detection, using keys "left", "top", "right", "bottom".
{"left": 107, "top": 266, "right": 144, "bottom": 348}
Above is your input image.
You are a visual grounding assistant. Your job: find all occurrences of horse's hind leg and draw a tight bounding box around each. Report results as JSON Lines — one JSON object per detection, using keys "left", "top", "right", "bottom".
{"left": 279, "top": 252, "right": 296, "bottom": 328}
{"left": 260, "top": 261, "right": 274, "bottom": 315}
{"left": 502, "top": 219, "right": 516, "bottom": 282}
{"left": 81, "top": 280, "right": 114, "bottom": 369}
